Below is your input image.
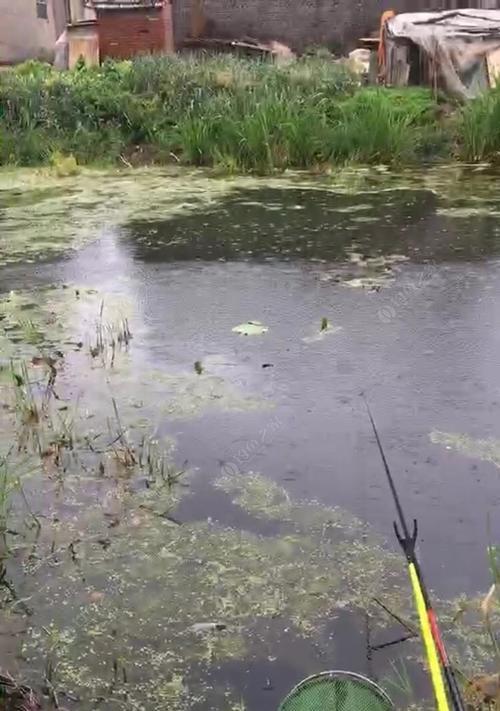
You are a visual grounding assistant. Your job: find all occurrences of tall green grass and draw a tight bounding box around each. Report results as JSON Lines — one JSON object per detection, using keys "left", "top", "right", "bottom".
{"left": 0, "top": 55, "right": 449, "bottom": 172}
{"left": 459, "top": 87, "right": 500, "bottom": 162}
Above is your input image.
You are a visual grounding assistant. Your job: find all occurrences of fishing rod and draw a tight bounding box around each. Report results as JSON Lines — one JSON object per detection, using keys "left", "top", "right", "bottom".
{"left": 363, "top": 396, "right": 465, "bottom": 711}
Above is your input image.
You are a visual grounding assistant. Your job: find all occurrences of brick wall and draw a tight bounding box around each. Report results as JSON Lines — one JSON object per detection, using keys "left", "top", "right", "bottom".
{"left": 172, "top": 0, "right": 500, "bottom": 52}
{"left": 97, "top": 6, "right": 173, "bottom": 60}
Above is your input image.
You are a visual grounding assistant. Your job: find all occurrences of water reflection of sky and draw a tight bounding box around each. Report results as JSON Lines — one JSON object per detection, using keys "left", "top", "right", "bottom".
{"left": 46, "top": 186, "right": 500, "bottom": 601}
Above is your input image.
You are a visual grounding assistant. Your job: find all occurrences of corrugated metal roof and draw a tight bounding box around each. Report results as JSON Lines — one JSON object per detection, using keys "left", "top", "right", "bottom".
{"left": 89, "top": 0, "right": 164, "bottom": 8}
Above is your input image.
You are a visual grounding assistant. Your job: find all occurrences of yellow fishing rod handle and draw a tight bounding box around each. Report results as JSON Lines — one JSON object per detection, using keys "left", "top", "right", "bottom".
{"left": 408, "top": 562, "right": 450, "bottom": 711}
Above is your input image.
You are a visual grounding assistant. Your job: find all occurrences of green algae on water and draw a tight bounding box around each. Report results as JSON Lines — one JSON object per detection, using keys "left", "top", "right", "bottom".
{"left": 215, "top": 471, "right": 364, "bottom": 534}
{"left": 19, "top": 474, "right": 406, "bottom": 710}
{"left": 0, "top": 168, "right": 249, "bottom": 266}
{"left": 3, "top": 164, "right": 500, "bottom": 267}
{"left": 438, "top": 592, "right": 500, "bottom": 677}
{"left": 430, "top": 430, "right": 500, "bottom": 469}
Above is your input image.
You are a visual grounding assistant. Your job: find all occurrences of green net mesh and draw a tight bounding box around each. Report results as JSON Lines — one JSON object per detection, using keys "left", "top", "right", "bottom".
{"left": 279, "top": 671, "right": 395, "bottom": 711}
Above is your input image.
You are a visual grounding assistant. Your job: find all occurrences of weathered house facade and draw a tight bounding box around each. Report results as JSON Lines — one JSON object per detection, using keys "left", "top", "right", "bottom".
{"left": 2, "top": 0, "right": 500, "bottom": 65}
{"left": 93, "top": 0, "right": 174, "bottom": 60}
{"left": 0, "top": 0, "right": 67, "bottom": 64}
{"left": 0, "top": 0, "right": 174, "bottom": 65}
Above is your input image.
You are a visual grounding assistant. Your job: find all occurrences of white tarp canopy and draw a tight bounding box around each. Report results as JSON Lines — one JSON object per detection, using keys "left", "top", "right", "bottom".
{"left": 386, "top": 9, "right": 500, "bottom": 98}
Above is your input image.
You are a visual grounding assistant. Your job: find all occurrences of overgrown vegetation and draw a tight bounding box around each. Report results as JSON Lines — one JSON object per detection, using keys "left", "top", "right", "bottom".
{"left": 0, "top": 55, "right": 458, "bottom": 172}
{"left": 459, "top": 89, "right": 500, "bottom": 162}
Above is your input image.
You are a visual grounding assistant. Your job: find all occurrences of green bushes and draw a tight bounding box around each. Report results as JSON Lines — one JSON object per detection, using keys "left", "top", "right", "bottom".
{"left": 0, "top": 55, "right": 455, "bottom": 172}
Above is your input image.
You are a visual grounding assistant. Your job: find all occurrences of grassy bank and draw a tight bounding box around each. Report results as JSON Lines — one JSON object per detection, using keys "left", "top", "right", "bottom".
{"left": 0, "top": 55, "right": 497, "bottom": 172}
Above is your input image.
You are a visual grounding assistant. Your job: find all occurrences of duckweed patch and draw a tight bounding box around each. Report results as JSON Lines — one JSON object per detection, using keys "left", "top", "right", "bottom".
{"left": 20, "top": 480, "right": 405, "bottom": 710}
{"left": 4, "top": 163, "right": 500, "bottom": 269}
{"left": 215, "top": 472, "right": 364, "bottom": 535}
{"left": 430, "top": 430, "right": 500, "bottom": 469}
{"left": 4, "top": 162, "right": 500, "bottom": 275}
{"left": 2, "top": 162, "right": 500, "bottom": 710}
{"left": 440, "top": 593, "right": 500, "bottom": 677}
{"left": 14, "top": 470, "right": 496, "bottom": 710}
{"left": 0, "top": 168, "right": 255, "bottom": 266}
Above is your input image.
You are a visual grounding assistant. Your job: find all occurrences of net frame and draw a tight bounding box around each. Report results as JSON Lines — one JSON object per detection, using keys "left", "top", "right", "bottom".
{"left": 279, "top": 670, "right": 395, "bottom": 711}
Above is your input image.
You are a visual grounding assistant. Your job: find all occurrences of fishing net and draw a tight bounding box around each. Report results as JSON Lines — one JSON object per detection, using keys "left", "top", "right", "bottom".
{"left": 279, "top": 671, "right": 395, "bottom": 711}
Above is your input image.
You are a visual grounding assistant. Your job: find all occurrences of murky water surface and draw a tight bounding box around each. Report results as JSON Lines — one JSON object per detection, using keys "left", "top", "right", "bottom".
{"left": 0, "top": 166, "right": 499, "bottom": 710}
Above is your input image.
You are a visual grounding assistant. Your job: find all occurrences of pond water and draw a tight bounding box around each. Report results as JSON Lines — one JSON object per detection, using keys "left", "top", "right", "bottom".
{"left": 0, "top": 166, "right": 499, "bottom": 710}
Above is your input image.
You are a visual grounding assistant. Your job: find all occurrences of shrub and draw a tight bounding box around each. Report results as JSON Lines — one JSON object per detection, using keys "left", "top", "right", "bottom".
{"left": 0, "top": 56, "right": 454, "bottom": 172}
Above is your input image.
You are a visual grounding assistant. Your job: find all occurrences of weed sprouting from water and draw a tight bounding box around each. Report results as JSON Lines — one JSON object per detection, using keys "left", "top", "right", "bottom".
{"left": 17, "top": 320, "right": 44, "bottom": 346}
{"left": 382, "top": 659, "right": 415, "bottom": 705}
{"left": 9, "top": 357, "right": 67, "bottom": 461}
{"left": 0, "top": 452, "right": 40, "bottom": 546}
{"left": 138, "top": 436, "right": 186, "bottom": 492}
{"left": 89, "top": 302, "right": 132, "bottom": 367}
{"left": 194, "top": 360, "right": 203, "bottom": 375}
{"left": 42, "top": 408, "right": 76, "bottom": 474}
{"left": 117, "top": 318, "right": 132, "bottom": 347}
{"left": 11, "top": 361, "right": 39, "bottom": 427}
{"left": 108, "top": 397, "right": 136, "bottom": 468}
{"left": 39, "top": 625, "right": 65, "bottom": 707}
{"left": 0, "top": 455, "right": 11, "bottom": 537}
{"left": 89, "top": 299, "right": 105, "bottom": 359}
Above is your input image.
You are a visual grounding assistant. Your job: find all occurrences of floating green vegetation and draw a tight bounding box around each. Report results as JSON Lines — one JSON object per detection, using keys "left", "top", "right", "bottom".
{"left": 157, "top": 370, "right": 270, "bottom": 419}
{"left": 440, "top": 591, "right": 500, "bottom": 678}
{"left": 430, "top": 430, "right": 500, "bottom": 469}
{"left": 2, "top": 162, "right": 500, "bottom": 268}
{"left": 50, "top": 151, "right": 79, "bottom": 178}
{"left": 13, "top": 471, "right": 497, "bottom": 710}
{"left": 232, "top": 321, "right": 269, "bottom": 336}
{"left": 215, "top": 471, "right": 364, "bottom": 535}
{"left": 0, "top": 167, "right": 245, "bottom": 266}
{"left": 436, "top": 206, "right": 500, "bottom": 218}
{"left": 19, "top": 475, "right": 405, "bottom": 710}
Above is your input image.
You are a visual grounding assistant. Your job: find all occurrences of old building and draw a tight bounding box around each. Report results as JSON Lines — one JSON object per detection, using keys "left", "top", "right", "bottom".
{"left": 92, "top": 0, "right": 174, "bottom": 60}
{"left": 2, "top": 0, "right": 500, "bottom": 66}
{"left": 0, "top": 0, "right": 67, "bottom": 64}
{"left": 0, "top": 0, "right": 173, "bottom": 66}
